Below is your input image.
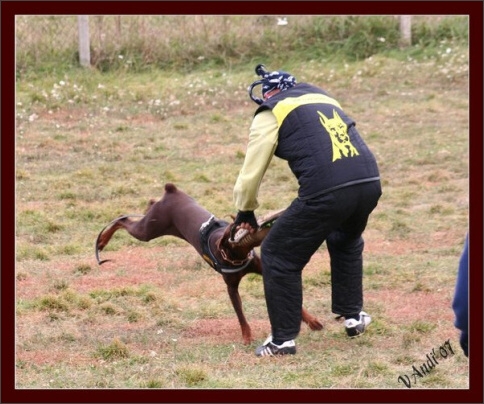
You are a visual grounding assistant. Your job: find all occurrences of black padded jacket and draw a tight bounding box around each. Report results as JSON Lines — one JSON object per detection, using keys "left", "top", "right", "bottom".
{"left": 255, "top": 83, "right": 380, "bottom": 200}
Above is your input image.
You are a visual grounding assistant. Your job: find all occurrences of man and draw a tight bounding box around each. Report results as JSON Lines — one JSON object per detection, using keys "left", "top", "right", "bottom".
{"left": 452, "top": 233, "right": 468, "bottom": 357}
{"left": 232, "top": 64, "right": 382, "bottom": 357}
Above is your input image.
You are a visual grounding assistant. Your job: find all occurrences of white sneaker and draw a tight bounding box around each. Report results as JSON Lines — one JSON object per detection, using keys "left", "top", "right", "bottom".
{"left": 255, "top": 335, "right": 296, "bottom": 357}
{"left": 344, "top": 311, "right": 371, "bottom": 337}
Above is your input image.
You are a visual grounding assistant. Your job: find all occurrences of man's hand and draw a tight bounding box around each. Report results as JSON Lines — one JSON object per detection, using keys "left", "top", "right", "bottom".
{"left": 230, "top": 211, "right": 258, "bottom": 242}
{"left": 233, "top": 210, "right": 258, "bottom": 233}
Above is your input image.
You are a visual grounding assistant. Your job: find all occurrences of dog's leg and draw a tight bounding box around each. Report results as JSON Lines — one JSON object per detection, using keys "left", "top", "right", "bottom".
{"left": 96, "top": 214, "right": 159, "bottom": 250}
{"left": 97, "top": 196, "right": 181, "bottom": 252}
{"left": 95, "top": 203, "right": 174, "bottom": 264}
{"left": 247, "top": 253, "right": 323, "bottom": 334}
{"left": 96, "top": 217, "right": 132, "bottom": 252}
{"left": 301, "top": 307, "right": 323, "bottom": 331}
{"left": 222, "top": 273, "right": 253, "bottom": 345}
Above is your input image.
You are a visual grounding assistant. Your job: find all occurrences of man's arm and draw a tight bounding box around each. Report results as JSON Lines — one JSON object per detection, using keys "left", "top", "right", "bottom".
{"left": 233, "top": 110, "right": 279, "bottom": 212}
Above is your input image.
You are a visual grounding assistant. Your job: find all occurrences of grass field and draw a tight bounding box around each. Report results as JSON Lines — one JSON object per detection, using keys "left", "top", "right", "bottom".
{"left": 15, "top": 35, "right": 469, "bottom": 391}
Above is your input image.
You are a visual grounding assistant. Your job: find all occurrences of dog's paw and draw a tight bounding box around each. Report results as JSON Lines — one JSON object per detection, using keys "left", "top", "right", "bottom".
{"left": 308, "top": 318, "right": 324, "bottom": 331}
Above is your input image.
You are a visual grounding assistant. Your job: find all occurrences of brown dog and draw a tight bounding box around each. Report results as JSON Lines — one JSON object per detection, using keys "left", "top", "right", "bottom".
{"left": 95, "top": 183, "right": 323, "bottom": 344}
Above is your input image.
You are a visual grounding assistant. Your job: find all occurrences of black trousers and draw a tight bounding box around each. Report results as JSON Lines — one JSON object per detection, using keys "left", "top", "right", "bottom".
{"left": 260, "top": 180, "right": 382, "bottom": 342}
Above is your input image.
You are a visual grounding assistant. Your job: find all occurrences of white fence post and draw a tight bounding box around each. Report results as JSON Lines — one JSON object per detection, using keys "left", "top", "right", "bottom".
{"left": 399, "top": 15, "right": 412, "bottom": 47}
{"left": 78, "top": 15, "right": 90, "bottom": 67}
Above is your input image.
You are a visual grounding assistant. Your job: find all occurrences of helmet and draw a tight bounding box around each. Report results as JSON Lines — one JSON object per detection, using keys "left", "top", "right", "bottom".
{"left": 248, "top": 64, "right": 297, "bottom": 105}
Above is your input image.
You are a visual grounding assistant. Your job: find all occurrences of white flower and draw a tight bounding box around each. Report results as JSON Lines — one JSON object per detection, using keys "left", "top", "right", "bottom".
{"left": 277, "top": 17, "right": 288, "bottom": 26}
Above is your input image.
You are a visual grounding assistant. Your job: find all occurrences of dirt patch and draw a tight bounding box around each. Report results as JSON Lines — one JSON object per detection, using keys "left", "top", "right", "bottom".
{"left": 366, "top": 289, "right": 454, "bottom": 323}
{"left": 364, "top": 230, "right": 460, "bottom": 256}
{"left": 17, "top": 350, "right": 94, "bottom": 367}
{"left": 182, "top": 318, "right": 270, "bottom": 344}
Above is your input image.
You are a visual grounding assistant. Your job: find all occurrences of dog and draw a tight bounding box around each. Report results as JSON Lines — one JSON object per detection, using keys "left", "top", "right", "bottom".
{"left": 95, "top": 183, "right": 323, "bottom": 344}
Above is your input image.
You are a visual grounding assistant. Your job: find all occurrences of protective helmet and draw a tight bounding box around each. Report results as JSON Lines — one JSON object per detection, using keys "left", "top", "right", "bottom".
{"left": 248, "top": 64, "right": 297, "bottom": 105}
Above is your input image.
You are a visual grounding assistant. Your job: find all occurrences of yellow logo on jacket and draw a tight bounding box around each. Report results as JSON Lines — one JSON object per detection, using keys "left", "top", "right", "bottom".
{"left": 318, "top": 110, "right": 359, "bottom": 162}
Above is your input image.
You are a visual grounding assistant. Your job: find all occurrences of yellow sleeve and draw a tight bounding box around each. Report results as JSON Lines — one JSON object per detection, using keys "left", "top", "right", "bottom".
{"left": 233, "top": 110, "right": 279, "bottom": 211}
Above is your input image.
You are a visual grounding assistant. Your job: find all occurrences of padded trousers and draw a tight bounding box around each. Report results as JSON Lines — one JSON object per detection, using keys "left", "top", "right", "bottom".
{"left": 260, "top": 180, "right": 382, "bottom": 342}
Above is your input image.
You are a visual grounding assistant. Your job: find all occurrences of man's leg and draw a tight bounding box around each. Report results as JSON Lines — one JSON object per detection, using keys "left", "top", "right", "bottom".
{"left": 327, "top": 231, "right": 364, "bottom": 316}
{"left": 328, "top": 181, "right": 381, "bottom": 332}
{"left": 261, "top": 195, "right": 337, "bottom": 343}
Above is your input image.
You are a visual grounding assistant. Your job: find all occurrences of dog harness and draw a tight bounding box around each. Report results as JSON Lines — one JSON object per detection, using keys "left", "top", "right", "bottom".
{"left": 199, "top": 215, "right": 254, "bottom": 274}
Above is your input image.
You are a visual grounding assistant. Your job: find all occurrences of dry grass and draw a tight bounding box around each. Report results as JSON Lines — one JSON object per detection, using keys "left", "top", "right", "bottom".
{"left": 14, "top": 35, "right": 469, "bottom": 392}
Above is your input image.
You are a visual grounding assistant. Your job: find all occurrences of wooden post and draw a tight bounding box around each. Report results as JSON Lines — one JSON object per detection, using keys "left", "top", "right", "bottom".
{"left": 78, "top": 15, "right": 90, "bottom": 67}
{"left": 399, "top": 15, "right": 412, "bottom": 47}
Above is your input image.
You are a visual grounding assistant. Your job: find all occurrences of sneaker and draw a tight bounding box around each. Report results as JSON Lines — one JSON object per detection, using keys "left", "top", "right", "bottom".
{"left": 344, "top": 311, "right": 371, "bottom": 337}
{"left": 255, "top": 335, "right": 296, "bottom": 357}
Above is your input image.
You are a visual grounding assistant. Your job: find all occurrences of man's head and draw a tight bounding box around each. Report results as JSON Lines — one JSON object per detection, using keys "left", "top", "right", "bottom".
{"left": 248, "top": 64, "right": 297, "bottom": 105}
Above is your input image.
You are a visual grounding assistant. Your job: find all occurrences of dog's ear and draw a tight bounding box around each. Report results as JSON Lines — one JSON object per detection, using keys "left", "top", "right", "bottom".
{"left": 144, "top": 199, "right": 157, "bottom": 214}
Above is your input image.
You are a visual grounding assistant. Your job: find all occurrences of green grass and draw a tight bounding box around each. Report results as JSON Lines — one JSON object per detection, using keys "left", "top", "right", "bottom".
{"left": 95, "top": 338, "right": 130, "bottom": 360}
{"left": 14, "top": 16, "right": 469, "bottom": 390}
{"left": 16, "top": 15, "right": 468, "bottom": 75}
